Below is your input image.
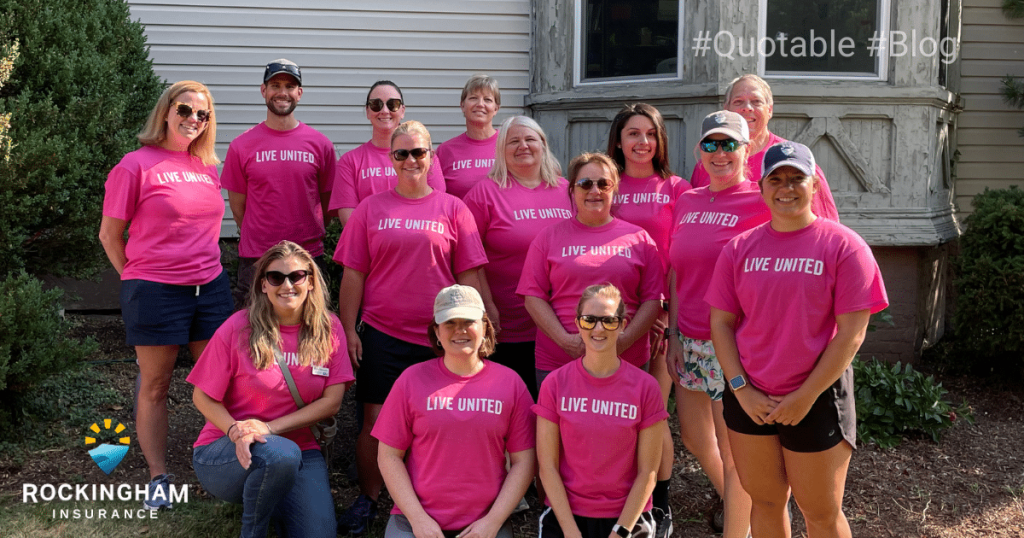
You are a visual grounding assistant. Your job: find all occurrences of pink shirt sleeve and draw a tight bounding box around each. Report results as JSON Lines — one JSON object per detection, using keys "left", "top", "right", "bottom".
{"left": 329, "top": 147, "right": 360, "bottom": 211}
{"left": 335, "top": 203, "right": 371, "bottom": 271}
{"left": 450, "top": 197, "right": 488, "bottom": 275}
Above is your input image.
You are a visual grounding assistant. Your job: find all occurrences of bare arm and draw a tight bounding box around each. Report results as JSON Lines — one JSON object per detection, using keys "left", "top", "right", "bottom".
{"left": 228, "top": 191, "right": 247, "bottom": 230}
{"left": 339, "top": 268, "right": 366, "bottom": 368}
{"left": 665, "top": 270, "right": 682, "bottom": 383}
{"left": 537, "top": 417, "right": 583, "bottom": 538}
{"left": 614, "top": 421, "right": 665, "bottom": 534}
{"left": 616, "top": 299, "right": 660, "bottom": 355}
{"left": 461, "top": 448, "right": 536, "bottom": 538}
{"left": 379, "top": 443, "right": 445, "bottom": 538}
{"left": 338, "top": 208, "right": 355, "bottom": 227}
{"left": 98, "top": 216, "right": 128, "bottom": 275}
{"left": 458, "top": 268, "right": 500, "bottom": 334}
{"left": 525, "top": 296, "right": 584, "bottom": 359}
{"left": 709, "top": 307, "right": 777, "bottom": 424}
{"left": 320, "top": 191, "right": 333, "bottom": 225}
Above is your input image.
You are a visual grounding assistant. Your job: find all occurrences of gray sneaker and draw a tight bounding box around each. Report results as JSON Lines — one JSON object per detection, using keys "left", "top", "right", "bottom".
{"left": 653, "top": 506, "right": 673, "bottom": 538}
{"left": 143, "top": 473, "right": 174, "bottom": 511}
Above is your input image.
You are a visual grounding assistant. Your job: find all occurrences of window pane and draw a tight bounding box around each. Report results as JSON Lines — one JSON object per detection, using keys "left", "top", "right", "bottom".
{"left": 765, "top": 0, "right": 880, "bottom": 75}
{"left": 583, "top": 0, "right": 679, "bottom": 80}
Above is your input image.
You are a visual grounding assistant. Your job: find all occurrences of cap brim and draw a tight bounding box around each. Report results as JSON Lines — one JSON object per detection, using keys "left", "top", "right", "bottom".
{"left": 762, "top": 160, "right": 815, "bottom": 180}
{"left": 701, "top": 127, "right": 748, "bottom": 143}
{"left": 434, "top": 306, "right": 484, "bottom": 324}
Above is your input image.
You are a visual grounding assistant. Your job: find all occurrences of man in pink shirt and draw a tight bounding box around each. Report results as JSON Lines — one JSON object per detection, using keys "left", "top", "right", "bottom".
{"left": 222, "top": 59, "right": 337, "bottom": 308}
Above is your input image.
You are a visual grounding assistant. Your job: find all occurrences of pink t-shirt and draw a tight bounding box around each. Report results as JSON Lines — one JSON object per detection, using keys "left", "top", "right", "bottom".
{"left": 704, "top": 218, "right": 888, "bottom": 395}
{"left": 373, "top": 359, "right": 535, "bottom": 530}
{"left": 463, "top": 178, "right": 573, "bottom": 342}
{"left": 612, "top": 173, "right": 691, "bottom": 276}
{"left": 221, "top": 122, "right": 336, "bottom": 257}
{"left": 689, "top": 132, "right": 840, "bottom": 221}
{"left": 517, "top": 218, "right": 664, "bottom": 370}
{"left": 533, "top": 359, "right": 668, "bottom": 518}
{"left": 103, "top": 145, "right": 224, "bottom": 285}
{"left": 329, "top": 141, "right": 446, "bottom": 211}
{"left": 188, "top": 311, "right": 354, "bottom": 451}
{"left": 436, "top": 132, "right": 498, "bottom": 199}
{"left": 335, "top": 190, "right": 488, "bottom": 346}
{"left": 668, "top": 183, "right": 770, "bottom": 340}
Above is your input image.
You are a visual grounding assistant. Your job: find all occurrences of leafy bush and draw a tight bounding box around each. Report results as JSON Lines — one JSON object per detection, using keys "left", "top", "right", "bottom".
{"left": 854, "top": 358, "right": 972, "bottom": 449}
{"left": 0, "top": 272, "right": 98, "bottom": 429}
{"left": 952, "top": 187, "right": 1024, "bottom": 375}
{"left": 0, "top": 0, "right": 163, "bottom": 278}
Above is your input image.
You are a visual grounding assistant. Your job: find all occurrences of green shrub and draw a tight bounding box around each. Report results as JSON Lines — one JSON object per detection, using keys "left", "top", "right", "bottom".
{"left": 952, "top": 186, "right": 1024, "bottom": 375}
{"left": 0, "top": 272, "right": 98, "bottom": 430}
{"left": 854, "top": 358, "right": 972, "bottom": 448}
{"left": 0, "top": 0, "right": 163, "bottom": 279}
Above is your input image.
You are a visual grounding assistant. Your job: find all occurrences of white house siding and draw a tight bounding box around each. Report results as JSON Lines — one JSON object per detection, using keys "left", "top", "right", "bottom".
{"left": 956, "top": 0, "right": 1024, "bottom": 215}
{"left": 126, "top": 0, "right": 532, "bottom": 236}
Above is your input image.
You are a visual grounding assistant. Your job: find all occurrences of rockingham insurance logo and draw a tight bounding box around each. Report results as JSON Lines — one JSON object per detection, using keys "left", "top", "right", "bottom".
{"left": 85, "top": 419, "right": 131, "bottom": 474}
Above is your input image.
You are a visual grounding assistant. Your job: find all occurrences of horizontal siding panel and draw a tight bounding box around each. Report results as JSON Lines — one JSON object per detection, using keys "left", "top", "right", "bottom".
{"left": 142, "top": 28, "right": 530, "bottom": 52}
{"left": 956, "top": 128, "right": 1024, "bottom": 143}
{"left": 960, "top": 76, "right": 1024, "bottom": 94}
{"left": 957, "top": 111, "right": 1024, "bottom": 128}
{"left": 129, "top": 0, "right": 528, "bottom": 15}
{"left": 956, "top": 179, "right": 1024, "bottom": 197}
{"left": 962, "top": 26, "right": 1024, "bottom": 43}
{"left": 146, "top": 47, "right": 529, "bottom": 71}
{"left": 960, "top": 43, "right": 1024, "bottom": 60}
{"left": 963, "top": 6, "right": 1024, "bottom": 25}
{"left": 958, "top": 163, "right": 1024, "bottom": 179}
{"left": 960, "top": 59, "right": 1024, "bottom": 77}
{"left": 133, "top": 13, "right": 530, "bottom": 36}
{"left": 957, "top": 145, "right": 1024, "bottom": 163}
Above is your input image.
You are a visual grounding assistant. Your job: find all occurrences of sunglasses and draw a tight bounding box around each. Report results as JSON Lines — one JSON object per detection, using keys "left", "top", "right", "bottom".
{"left": 264, "top": 270, "right": 310, "bottom": 287}
{"left": 391, "top": 148, "right": 431, "bottom": 161}
{"left": 575, "top": 178, "right": 615, "bottom": 192}
{"left": 577, "top": 315, "right": 622, "bottom": 330}
{"left": 174, "top": 102, "right": 210, "bottom": 123}
{"left": 367, "top": 98, "right": 403, "bottom": 112}
{"left": 699, "top": 138, "right": 743, "bottom": 153}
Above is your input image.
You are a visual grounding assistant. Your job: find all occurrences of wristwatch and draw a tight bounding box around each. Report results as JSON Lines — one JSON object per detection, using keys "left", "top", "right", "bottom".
{"left": 611, "top": 524, "right": 631, "bottom": 538}
{"left": 728, "top": 374, "right": 748, "bottom": 392}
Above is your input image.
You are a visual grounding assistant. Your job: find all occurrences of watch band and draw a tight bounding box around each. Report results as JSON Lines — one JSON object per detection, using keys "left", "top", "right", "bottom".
{"left": 611, "top": 524, "right": 631, "bottom": 538}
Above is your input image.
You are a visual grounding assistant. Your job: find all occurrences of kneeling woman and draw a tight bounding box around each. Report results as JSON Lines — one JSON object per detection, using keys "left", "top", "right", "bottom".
{"left": 375, "top": 285, "right": 536, "bottom": 538}
{"left": 707, "top": 142, "right": 887, "bottom": 537}
{"left": 534, "top": 284, "right": 669, "bottom": 538}
{"left": 189, "top": 241, "right": 354, "bottom": 538}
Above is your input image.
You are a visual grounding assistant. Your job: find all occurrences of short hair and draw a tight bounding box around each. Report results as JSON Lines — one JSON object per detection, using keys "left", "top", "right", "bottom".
{"left": 137, "top": 80, "right": 219, "bottom": 166}
{"left": 567, "top": 152, "right": 620, "bottom": 203}
{"left": 427, "top": 312, "right": 498, "bottom": 358}
{"left": 488, "top": 116, "right": 562, "bottom": 189}
{"left": 460, "top": 74, "right": 501, "bottom": 106}
{"left": 724, "top": 74, "right": 774, "bottom": 108}
{"left": 366, "top": 80, "right": 404, "bottom": 104}
{"left": 576, "top": 283, "right": 626, "bottom": 318}
{"left": 606, "top": 103, "right": 673, "bottom": 178}
{"left": 391, "top": 120, "right": 432, "bottom": 149}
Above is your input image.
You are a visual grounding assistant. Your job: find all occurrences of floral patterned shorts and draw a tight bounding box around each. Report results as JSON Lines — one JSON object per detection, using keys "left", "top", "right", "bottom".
{"left": 676, "top": 335, "right": 726, "bottom": 401}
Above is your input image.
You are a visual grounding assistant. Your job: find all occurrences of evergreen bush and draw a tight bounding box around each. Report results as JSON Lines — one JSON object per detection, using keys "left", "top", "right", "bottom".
{"left": 0, "top": 0, "right": 163, "bottom": 279}
{"left": 953, "top": 187, "right": 1024, "bottom": 375}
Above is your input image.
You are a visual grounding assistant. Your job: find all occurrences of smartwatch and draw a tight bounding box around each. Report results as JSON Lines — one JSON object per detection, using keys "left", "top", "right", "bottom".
{"left": 728, "top": 374, "right": 748, "bottom": 392}
{"left": 611, "top": 524, "right": 631, "bottom": 538}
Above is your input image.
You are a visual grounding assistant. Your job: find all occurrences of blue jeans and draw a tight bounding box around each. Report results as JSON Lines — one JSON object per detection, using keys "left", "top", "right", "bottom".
{"left": 193, "top": 435, "right": 336, "bottom": 538}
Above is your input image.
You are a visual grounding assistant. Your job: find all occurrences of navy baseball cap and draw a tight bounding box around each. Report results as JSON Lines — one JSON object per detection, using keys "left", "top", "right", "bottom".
{"left": 761, "top": 141, "right": 815, "bottom": 180}
{"left": 264, "top": 59, "right": 301, "bottom": 86}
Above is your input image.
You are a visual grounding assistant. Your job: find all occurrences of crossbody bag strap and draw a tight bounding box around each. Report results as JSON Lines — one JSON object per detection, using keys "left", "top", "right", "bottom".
{"left": 274, "top": 347, "right": 306, "bottom": 409}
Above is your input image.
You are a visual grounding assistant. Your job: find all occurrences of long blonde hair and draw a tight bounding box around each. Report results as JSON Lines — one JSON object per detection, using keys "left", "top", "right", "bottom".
{"left": 137, "top": 80, "right": 220, "bottom": 166}
{"left": 246, "top": 241, "right": 334, "bottom": 369}
{"left": 488, "top": 116, "right": 561, "bottom": 189}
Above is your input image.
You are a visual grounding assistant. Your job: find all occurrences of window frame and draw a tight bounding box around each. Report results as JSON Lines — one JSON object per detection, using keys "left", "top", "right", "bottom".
{"left": 573, "top": 0, "right": 685, "bottom": 86}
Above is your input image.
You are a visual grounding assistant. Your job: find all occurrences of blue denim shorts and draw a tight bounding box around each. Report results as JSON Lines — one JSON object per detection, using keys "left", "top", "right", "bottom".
{"left": 120, "top": 269, "right": 233, "bottom": 346}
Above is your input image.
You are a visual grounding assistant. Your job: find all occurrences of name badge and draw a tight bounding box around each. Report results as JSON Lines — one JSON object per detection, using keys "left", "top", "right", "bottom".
{"left": 312, "top": 366, "right": 329, "bottom": 377}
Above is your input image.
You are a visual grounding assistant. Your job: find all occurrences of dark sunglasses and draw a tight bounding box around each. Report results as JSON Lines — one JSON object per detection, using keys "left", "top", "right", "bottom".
{"left": 577, "top": 315, "right": 622, "bottom": 330}
{"left": 699, "top": 138, "right": 743, "bottom": 153}
{"left": 264, "top": 270, "right": 310, "bottom": 286}
{"left": 575, "top": 178, "right": 615, "bottom": 192}
{"left": 390, "top": 147, "right": 431, "bottom": 161}
{"left": 367, "top": 98, "right": 403, "bottom": 112}
{"left": 174, "top": 102, "right": 210, "bottom": 123}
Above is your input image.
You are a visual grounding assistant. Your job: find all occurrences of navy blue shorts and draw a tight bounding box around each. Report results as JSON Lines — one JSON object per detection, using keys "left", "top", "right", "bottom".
{"left": 355, "top": 322, "right": 435, "bottom": 404}
{"left": 120, "top": 270, "right": 233, "bottom": 346}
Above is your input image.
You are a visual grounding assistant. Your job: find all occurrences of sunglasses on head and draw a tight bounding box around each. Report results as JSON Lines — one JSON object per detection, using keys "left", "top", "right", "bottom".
{"left": 699, "top": 138, "right": 743, "bottom": 153}
{"left": 577, "top": 315, "right": 622, "bottom": 330}
{"left": 575, "top": 178, "right": 615, "bottom": 192}
{"left": 174, "top": 102, "right": 210, "bottom": 123}
{"left": 367, "top": 98, "right": 403, "bottom": 112}
{"left": 391, "top": 148, "right": 430, "bottom": 161}
{"left": 264, "top": 270, "right": 310, "bottom": 287}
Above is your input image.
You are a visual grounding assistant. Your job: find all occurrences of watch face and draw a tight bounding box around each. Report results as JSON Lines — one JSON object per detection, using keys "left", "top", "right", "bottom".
{"left": 729, "top": 375, "right": 746, "bottom": 390}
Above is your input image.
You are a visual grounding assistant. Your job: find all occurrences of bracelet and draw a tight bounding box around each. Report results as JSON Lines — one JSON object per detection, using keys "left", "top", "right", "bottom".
{"left": 227, "top": 422, "right": 238, "bottom": 440}
{"left": 665, "top": 328, "right": 679, "bottom": 337}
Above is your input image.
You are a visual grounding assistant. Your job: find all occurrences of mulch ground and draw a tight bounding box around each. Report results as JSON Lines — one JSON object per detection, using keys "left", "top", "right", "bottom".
{"left": 1, "top": 314, "right": 1021, "bottom": 537}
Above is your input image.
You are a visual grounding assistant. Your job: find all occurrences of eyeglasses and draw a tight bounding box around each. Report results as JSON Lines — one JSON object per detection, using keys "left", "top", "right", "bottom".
{"left": 390, "top": 148, "right": 430, "bottom": 161}
{"left": 577, "top": 315, "right": 622, "bottom": 330}
{"left": 699, "top": 138, "right": 743, "bottom": 153}
{"left": 575, "top": 178, "right": 615, "bottom": 192}
{"left": 264, "top": 270, "right": 310, "bottom": 286}
{"left": 367, "top": 98, "right": 403, "bottom": 112}
{"left": 174, "top": 102, "right": 210, "bottom": 123}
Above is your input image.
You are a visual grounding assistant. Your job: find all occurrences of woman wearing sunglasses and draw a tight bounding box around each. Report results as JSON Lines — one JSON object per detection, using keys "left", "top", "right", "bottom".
{"left": 436, "top": 74, "right": 502, "bottom": 199}
{"left": 664, "top": 110, "right": 770, "bottom": 537}
{"left": 99, "top": 80, "right": 234, "bottom": 509}
{"left": 335, "top": 120, "right": 491, "bottom": 534}
{"left": 462, "top": 115, "right": 570, "bottom": 398}
{"left": 534, "top": 283, "right": 669, "bottom": 538}
{"left": 518, "top": 152, "right": 663, "bottom": 388}
{"left": 707, "top": 141, "right": 887, "bottom": 537}
{"left": 188, "top": 241, "right": 353, "bottom": 538}
{"left": 374, "top": 285, "right": 535, "bottom": 538}
{"left": 330, "top": 80, "right": 447, "bottom": 226}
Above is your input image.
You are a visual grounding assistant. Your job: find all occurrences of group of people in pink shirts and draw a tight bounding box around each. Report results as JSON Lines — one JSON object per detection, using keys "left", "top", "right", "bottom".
{"left": 100, "top": 58, "right": 887, "bottom": 538}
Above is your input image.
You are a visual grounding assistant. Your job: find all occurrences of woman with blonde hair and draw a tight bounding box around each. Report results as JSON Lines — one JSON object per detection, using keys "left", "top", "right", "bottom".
{"left": 436, "top": 74, "right": 503, "bottom": 198}
{"left": 99, "top": 79, "right": 233, "bottom": 509}
{"left": 189, "top": 240, "right": 354, "bottom": 538}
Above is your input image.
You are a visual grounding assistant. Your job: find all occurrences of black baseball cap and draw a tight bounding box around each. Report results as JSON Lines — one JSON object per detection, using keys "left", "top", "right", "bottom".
{"left": 264, "top": 59, "right": 301, "bottom": 86}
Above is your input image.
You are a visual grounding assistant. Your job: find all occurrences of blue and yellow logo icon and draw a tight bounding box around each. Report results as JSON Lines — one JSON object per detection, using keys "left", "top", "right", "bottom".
{"left": 85, "top": 419, "right": 130, "bottom": 475}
